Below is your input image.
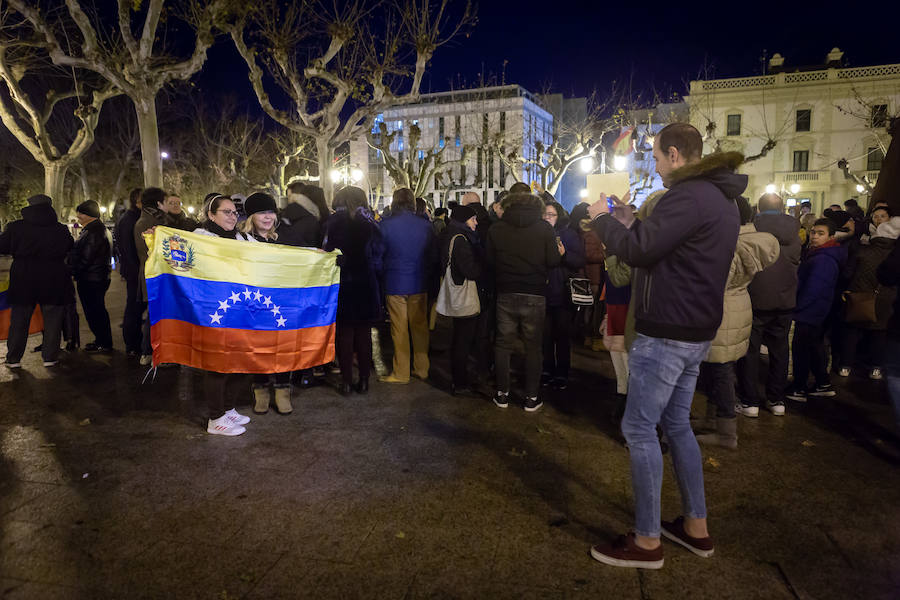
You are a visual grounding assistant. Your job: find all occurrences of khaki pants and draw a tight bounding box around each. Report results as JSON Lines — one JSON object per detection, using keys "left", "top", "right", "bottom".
{"left": 386, "top": 293, "right": 430, "bottom": 380}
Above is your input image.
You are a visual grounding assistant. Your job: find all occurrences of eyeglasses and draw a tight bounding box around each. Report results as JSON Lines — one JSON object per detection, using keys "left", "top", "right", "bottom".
{"left": 216, "top": 209, "right": 239, "bottom": 217}
{"left": 544, "top": 212, "right": 557, "bottom": 218}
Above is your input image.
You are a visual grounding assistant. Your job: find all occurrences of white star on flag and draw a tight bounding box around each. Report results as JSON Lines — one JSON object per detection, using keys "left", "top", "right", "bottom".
{"left": 271, "top": 305, "right": 280, "bottom": 315}
{"left": 218, "top": 300, "right": 230, "bottom": 312}
{"left": 210, "top": 312, "right": 223, "bottom": 324}
{"left": 229, "top": 291, "right": 242, "bottom": 303}
{"left": 243, "top": 288, "right": 252, "bottom": 300}
{"left": 263, "top": 296, "right": 272, "bottom": 307}
{"left": 253, "top": 290, "right": 262, "bottom": 301}
{"left": 276, "top": 316, "right": 287, "bottom": 327}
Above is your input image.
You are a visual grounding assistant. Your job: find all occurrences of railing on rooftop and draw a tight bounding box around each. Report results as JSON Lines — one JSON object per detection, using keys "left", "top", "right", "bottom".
{"left": 693, "top": 64, "right": 900, "bottom": 92}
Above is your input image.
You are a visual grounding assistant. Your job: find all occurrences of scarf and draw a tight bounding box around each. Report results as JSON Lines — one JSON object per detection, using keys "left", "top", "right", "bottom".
{"left": 202, "top": 220, "right": 238, "bottom": 239}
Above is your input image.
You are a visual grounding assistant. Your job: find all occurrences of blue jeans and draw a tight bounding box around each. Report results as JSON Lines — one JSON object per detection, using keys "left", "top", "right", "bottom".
{"left": 622, "top": 333, "right": 711, "bottom": 538}
{"left": 883, "top": 337, "right": 900, "bottom": 432}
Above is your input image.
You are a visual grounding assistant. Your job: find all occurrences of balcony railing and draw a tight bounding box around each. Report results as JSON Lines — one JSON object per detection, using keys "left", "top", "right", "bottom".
{"left": 774, "top": 170, "right": 833, "bottom": 184}
{"left": 692, "top": 63, "right": 900, "bottom": 93}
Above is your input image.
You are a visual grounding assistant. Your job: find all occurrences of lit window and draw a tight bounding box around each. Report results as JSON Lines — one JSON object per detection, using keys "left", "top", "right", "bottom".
{"left": 398, "top": 139, "right": 404, "bottom": 151}
{"left": 455, "top": 136, "right": 461, "bottom": 147}
{"left": 439, "top": 138, "right": 445, "bottom": 149}
{"left": 417, "top": 150, "right": 424, "bottom": 160}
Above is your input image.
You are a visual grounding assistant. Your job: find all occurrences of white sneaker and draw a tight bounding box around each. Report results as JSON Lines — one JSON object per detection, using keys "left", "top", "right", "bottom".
{"left": 207, "top": 416, "right": 246, "bottom": 436}
{"left": 837, "top": 367, "right": 850, "bottom": 377}
{"left": 869, "top": 368, "right": 883, "bottom": 380}
{"left": 5, "top": 360, "right": 21, "bottom": 368}
{"left": 225, "top": 409, "right": 250, "bottom": 425}
{"left": 736, "top": 403, "right": 759, "bottom": 418}
{"left": 765, "top": 401, "right": 786, "bottom": 416}
{"left": 139, "top": 354, "right": 153, "bottom": 366}
{"left": 43, "top": 360, "right": 58, "bottom": 367}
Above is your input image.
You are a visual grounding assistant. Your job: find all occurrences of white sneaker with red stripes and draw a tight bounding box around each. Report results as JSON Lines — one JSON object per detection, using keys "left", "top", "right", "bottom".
{"left": 207, "top": 415, "right": 246, "bottom": 436}
{"left": 224, "top": 409, "right": 250, "bottom": 425}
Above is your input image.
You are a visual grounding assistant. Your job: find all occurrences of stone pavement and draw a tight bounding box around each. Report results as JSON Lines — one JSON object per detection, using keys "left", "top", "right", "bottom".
{"left": 1, "top": 277, "right": 899, "bottom": 599}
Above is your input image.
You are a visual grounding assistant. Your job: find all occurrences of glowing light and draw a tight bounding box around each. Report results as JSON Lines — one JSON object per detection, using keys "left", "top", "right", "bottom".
{"left": 160, "top": 151, "right": 169, "bottom": 159}
{"left": 790, "top": 184, "right": 800, "bottom": 194}
{"left": 351, "top": 168, "right": 364, "bottom": 183}
{"left": 613, "top": 155, "right": 628, "bottom": 171}
{"left": 579, "top": 157, "right": 595, "bottom": 173}
{"left": 765, "top": 184, "right": 777, "bottom": 194}
{"left": 856, "top": 184, "right": 865, "bottom": 193}
{"left": 99, "top": 206, "right": 107, "bottom": 214}
{"left": 579, "top": 188, "right": 589, "bottom": 199}
{"left": 187, "top": 206, "right": 195, "bottom": 214}
{"left": 330, "top": 169, "right": 342, "bottom": 183}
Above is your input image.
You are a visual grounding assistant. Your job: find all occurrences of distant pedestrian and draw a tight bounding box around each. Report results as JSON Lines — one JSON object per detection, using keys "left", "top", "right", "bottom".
{"left": 113, "top": 188, "right": 143, "bottom": 357}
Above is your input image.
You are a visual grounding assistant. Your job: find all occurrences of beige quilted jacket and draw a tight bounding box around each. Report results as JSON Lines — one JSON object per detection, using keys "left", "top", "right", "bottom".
{"left": 706, "top": 224, "right": 780, "bottom": 363}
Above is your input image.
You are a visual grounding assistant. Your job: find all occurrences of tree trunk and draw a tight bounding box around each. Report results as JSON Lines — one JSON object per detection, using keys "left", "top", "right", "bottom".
{"left": 134, "top": 93, "right": 163, "bottom": 188}
{"left": 44, "top": 162, "right": 68, "bottom": 217}
{"left": 872, "top": 118, "right": 898, "bottom": 214}
{"left": 316, "top": 138, "right": 334, "bottom": 207}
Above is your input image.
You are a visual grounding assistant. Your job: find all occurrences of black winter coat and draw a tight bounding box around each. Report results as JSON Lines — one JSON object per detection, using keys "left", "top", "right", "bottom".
{"left": 748, "top": 212, "right": 801, "bottom": 312}
{"left": 71, "top": 219, "right": 112, "bottom": 283}
{"left": 876, "top": 240, "right": 900, "bottom": 338}
{"left": 547, "top": 225, "right": 586, "bottom": 307}
{"left": 277, "top": 202, "right": 322, "bottom": 248}
{"left": 486, "top": 195, "right": 561, "bottom": 296}
{"left": 0, "top": 203, "right": 75, "bottom": 306}
{"left": 846, "top": 237, "right": 897, "bottom": 330}
{"left": 440, "top": 221, "right": 482, "bottom": 286}
{"left": 113, "top": 208, "right": 141, "bottom": 279}
{"left": 593, "top": 151, "right": 744, "bottom": 342}
{"left": 323, "top": 210, "right": 385, "bottom": 323}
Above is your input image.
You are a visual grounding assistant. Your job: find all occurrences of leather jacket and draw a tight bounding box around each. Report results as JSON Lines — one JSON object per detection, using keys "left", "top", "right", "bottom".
{"left": 70, "top": 219, "right": 112, "bottom": 282}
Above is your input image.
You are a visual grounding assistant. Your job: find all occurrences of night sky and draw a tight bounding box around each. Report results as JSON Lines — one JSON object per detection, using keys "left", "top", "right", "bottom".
{"left": 197, "top": 1, "right": 900, "bottom": 105}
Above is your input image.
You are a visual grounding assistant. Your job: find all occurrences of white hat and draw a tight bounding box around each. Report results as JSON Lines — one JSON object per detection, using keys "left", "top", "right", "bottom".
{"left": 874, "top": 216, "right": 900, "bottom": 240}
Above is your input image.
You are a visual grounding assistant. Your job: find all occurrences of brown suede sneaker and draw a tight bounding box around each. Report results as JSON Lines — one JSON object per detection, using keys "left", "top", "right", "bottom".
{"left": 661, "top": 516, "right": 715, "bottom": 558}
{"left": 590, "top": 533, "right": 664, "bottom": 569}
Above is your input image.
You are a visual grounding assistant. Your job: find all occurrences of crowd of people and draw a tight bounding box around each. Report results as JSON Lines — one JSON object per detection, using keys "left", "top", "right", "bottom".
{"left": 1, "top": 122, "right": 898, "bottom": 570}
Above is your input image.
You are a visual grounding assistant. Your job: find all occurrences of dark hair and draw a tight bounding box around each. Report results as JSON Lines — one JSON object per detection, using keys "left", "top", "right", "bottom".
{"left": 128, "top": 188, "right": 142, "bottom": 209}
{"left": 333, "top": 186, "right": 368, "bottom": 214}
{"left": 508, "top": 182, "right": 531, "bottom": 194}
{"left": 813, "top": 217, "right": 836, "bottom": 236}
{"left": 657, "top": 123, "right": 703, "bottom": 162}
{"left": 434, "top": 207, "right": 448, "bottom": 218}
{"left": 206, "top": 195, "right": 234, "bottom": 220}
{"left": 844, "top": 198, "right": 859, "bottom": 208}
{"left": 392, "top": 188, "right": 415, "bottom": 212}
{"left": 415, "top": 197, "right": 427, "bottom": 216}
{"left": 540, "top": 191, "right": 555, "bottom": 206}
{"left": 735, "top": 196, "right": 753, "bottom": 225}
{"left": 872, "top": 206, "right": 892, "bottom": 217}
{"left": 142, "top": 187, "right": 166, "bottom": 209}
{"left": 545, "top": 200, "right": 569, "bottom": 230}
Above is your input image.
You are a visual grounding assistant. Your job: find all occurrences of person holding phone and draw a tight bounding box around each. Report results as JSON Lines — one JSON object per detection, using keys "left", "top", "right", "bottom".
{"left": 587, "top": 123, "right": 744, "bottom": 570}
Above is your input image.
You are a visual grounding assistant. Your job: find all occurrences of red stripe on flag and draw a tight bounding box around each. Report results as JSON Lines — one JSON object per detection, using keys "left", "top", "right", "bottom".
{"left": 150, "top": 319, "right": 335, "bottom": 374}
{"left": 0, "top": 306, "right": 44, "bottom": 341}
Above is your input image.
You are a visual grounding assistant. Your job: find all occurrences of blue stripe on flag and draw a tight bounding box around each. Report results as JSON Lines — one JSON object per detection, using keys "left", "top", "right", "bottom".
{"left": 0, "top": 290, "right": 8, "bottom": 311}
{"left": 147, "top": 273, "right": 338, "bottom": 331}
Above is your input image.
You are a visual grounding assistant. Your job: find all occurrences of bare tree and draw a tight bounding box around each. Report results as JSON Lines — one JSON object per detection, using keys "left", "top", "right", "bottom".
{"left": 270, "top": 128, "right": 316, "bottom": 199}
{"left": 226, "top": 0, "right": 475, "bottom": 204}
{"left": 9, "top": 0, "right": 225, "bottom": 187}
{"left": 0, "top": 10, "right": 118, "bottom": 211}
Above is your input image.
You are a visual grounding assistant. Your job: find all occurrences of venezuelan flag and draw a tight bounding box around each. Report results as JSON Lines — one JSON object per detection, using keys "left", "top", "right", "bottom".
{"left": 0, "top": 279, "right": 43, "bottom": 341}
{"left": 144, "top": 227, "right": 340, "bottom": 373}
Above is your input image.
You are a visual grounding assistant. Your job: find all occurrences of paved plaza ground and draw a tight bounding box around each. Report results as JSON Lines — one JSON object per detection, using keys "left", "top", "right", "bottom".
{"left": 2, "top": 277, "right": 899, "bottom": 599}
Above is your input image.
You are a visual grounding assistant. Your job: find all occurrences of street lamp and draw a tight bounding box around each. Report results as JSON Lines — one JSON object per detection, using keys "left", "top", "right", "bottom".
{"left": 99, "top": 206, "right": 107, "bottom": 214}
{"left": 856, "top": 184, "right": 866, "bottom": 193}
{"left": 790, "top": 184, "right": 800, "bottom": 194}
{"left": 329, "top": 169, "right": 342, "bottom": 183}
{"left": 579, "top": 188, "right": 589, "bottom": 199}
{"left": 160, "top": 151, "right": 169, "bottom": 159}
{"left": 613, "top": 155, "right": 628, "bottom": 171}
{"left": 765, "top": 183, "right": 777, "bottom": 194}
{"left": 351, "top": 168, "right": 364, "bottom": 183}
{"left": 579, "top": 156, "right": 595, "bottom": 173}
{"left": 187, "top": 206, "right": 195, "bottom": 215}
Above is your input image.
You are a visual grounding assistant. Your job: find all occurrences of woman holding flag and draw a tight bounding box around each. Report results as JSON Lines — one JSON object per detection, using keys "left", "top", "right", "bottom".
{"left": 239, "top": 192, "right": 295, "bottom": 415}
{"left": 194, "top": 195, "right": 254, "bottom": 436}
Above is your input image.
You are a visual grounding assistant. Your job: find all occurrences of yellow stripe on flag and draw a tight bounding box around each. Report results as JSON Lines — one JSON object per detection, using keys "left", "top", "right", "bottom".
{"left": 145, "top": 226, "right": 341, "bottom": 289}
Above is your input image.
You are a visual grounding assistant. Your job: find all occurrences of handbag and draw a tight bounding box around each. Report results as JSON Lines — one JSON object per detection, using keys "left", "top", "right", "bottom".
{"left": 436, "top": 235, "right": 481, "bottom": 317}
{"left": 844, "top": 289, "right": 878, "bottom": 324}
{"left": 569, "top": 277, "right": 593, "bottom": 306}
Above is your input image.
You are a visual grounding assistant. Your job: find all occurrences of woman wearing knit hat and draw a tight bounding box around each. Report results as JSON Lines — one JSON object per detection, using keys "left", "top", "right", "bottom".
{"left": 239, "top": 192, "right": 295, "bottom": 414}
{"left": 70, "top": 200, "right": 113, "bottom": 353}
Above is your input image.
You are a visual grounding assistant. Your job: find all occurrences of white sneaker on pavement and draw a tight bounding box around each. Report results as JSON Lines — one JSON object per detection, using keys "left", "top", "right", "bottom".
{"left": 736, "top": 403, "right": 759, "bottom": 418}
{"left": 838, "top": 367, "right": 850, "bottom": 377}
{"left": 225, "top": 409, "right": 250, "bottom": 425}
{"left": 139, "top": 354, "right": 153, "bottom": 366}
{"left": 869, "top": 368, "right": 883, "bottom": 380}
{"left": 765, "top": 401, "right": 786, "bottom": 416}
{"left": 207, "top": 415, "right": 246, "bottom": 436}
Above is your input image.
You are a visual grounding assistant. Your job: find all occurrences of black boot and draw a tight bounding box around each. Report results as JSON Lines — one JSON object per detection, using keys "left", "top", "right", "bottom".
{"left": 339, "top": 382, "right": 353, "bottom": 396}
{"left": 355, "top": 378, "right": 369, "bottom": 394}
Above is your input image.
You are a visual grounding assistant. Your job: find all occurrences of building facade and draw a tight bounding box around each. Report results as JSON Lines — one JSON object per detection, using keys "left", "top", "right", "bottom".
{"left": 685, "top": 49, "right": 899, "bottom": 213}
{"left": 350, "top": 85, "right": 585, "bottom": 209}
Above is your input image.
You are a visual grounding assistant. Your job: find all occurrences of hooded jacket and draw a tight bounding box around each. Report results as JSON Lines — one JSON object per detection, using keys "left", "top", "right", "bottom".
{"left": 592, "top": 152, "right": 745, "bottom": 342}
{"left": 486, "top": 194, "right": 561, "bottom": 296}
{"left": 706, "top": 224, "right": 780, "bottom": 363}
{"left": 793, "top": 241, "right": 847, "bottom": 325}
{"left": 0, "top": 202, "right": 75, "bottom": 306}
{"left": 546, "top": 210, "right": 586, "bottom": 307}
{"left": 277, "top": 200, "right": 322, "bottom": 248}
{"left": 70, "top": 218, "right": 112, "bottom": 283}
{"left": 748, "top": 211, "right": 801, "bottom": 312}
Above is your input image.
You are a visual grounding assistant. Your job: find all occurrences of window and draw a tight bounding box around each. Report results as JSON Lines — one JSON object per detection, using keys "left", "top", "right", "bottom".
{"left": 482, "top": 114, "right": 489, "bottom": 140}
{"left": 455, "top": 136, "right": 461, "bottom": 148}
{"left": 500, "top": 112, "right": 506, "bottom": 133}
{"left": 417, "top": 150, "right": 424, "bottom": 160}
{"left": 488, "top": 150, "right": 494, "bottom": 188}
{"left": 867, "top": 147, "right": 884, "bottom": 171}
{"left": 726, "top": 114, "right": 741, "bottom": 136}
{"left": 398, "top": 138, "right": 404, "bottom": 152}
{"left": 499, "top": 156, "right": 506, "bottom": 185}
{"left": 477, "top": 148, "right": 483, "bottom": 180}
{"left": 439, "top": 116, "right": 445, "bottom": 139}
{"left": 872, "top": 104, "right": 888, "bottom": 128}
{"left": 439, "top": 138, "right": 445, "bottom": 149}
{"left": 792, "top": 150, "right": 809, "bottom": 172}
{"left": 795, "top": 109, "right": 811, "bottom": 132}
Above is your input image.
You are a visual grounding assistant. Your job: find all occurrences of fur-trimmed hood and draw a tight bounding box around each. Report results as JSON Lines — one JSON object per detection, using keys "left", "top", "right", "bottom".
{"left": 669, "top": 151, "right": 747, "bottom": 199}
{"left": 501, "top": 192, "right": 544, "bottom": 228}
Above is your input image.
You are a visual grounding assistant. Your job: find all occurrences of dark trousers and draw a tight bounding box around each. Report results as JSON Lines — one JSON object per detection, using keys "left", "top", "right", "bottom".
{"left": 473, "top": 294, "right": 494, "bottom": 381}
{"left": 841, "top": 326, "right": 887, "bottom": 369}
{"left": 495, "top": 293, "right": 545, "bottom": 398}
{"left": 542, "top": 304, "right": 573, "bottom": 379}
{"left": 699, "top": 361, "right": 736, "bottom": 418}
{"left": 737, "top": 312, "right": 792, "bottom": 406}
{"left": 122, "top": 273, "right": 145, "bottom": 353}
{"left": 336, "top": 321, "right": 372, "bottom": 385}
{"left": 6, "top": 303, "right": 65, "bottom": 363}
{"left": 792, "top": 321, "right": 829, "bottom": 390}
{"left": 451, "top": 315, "right": 479, "bottom": 387}
{"left": 77, "top": 279, "right": 112, "bottom": 348}
{"left": 252, "top": 372, "right": 291, "bottom": 386}
{"left": 204, "top": 371, "right": 231, "bottom": 420}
